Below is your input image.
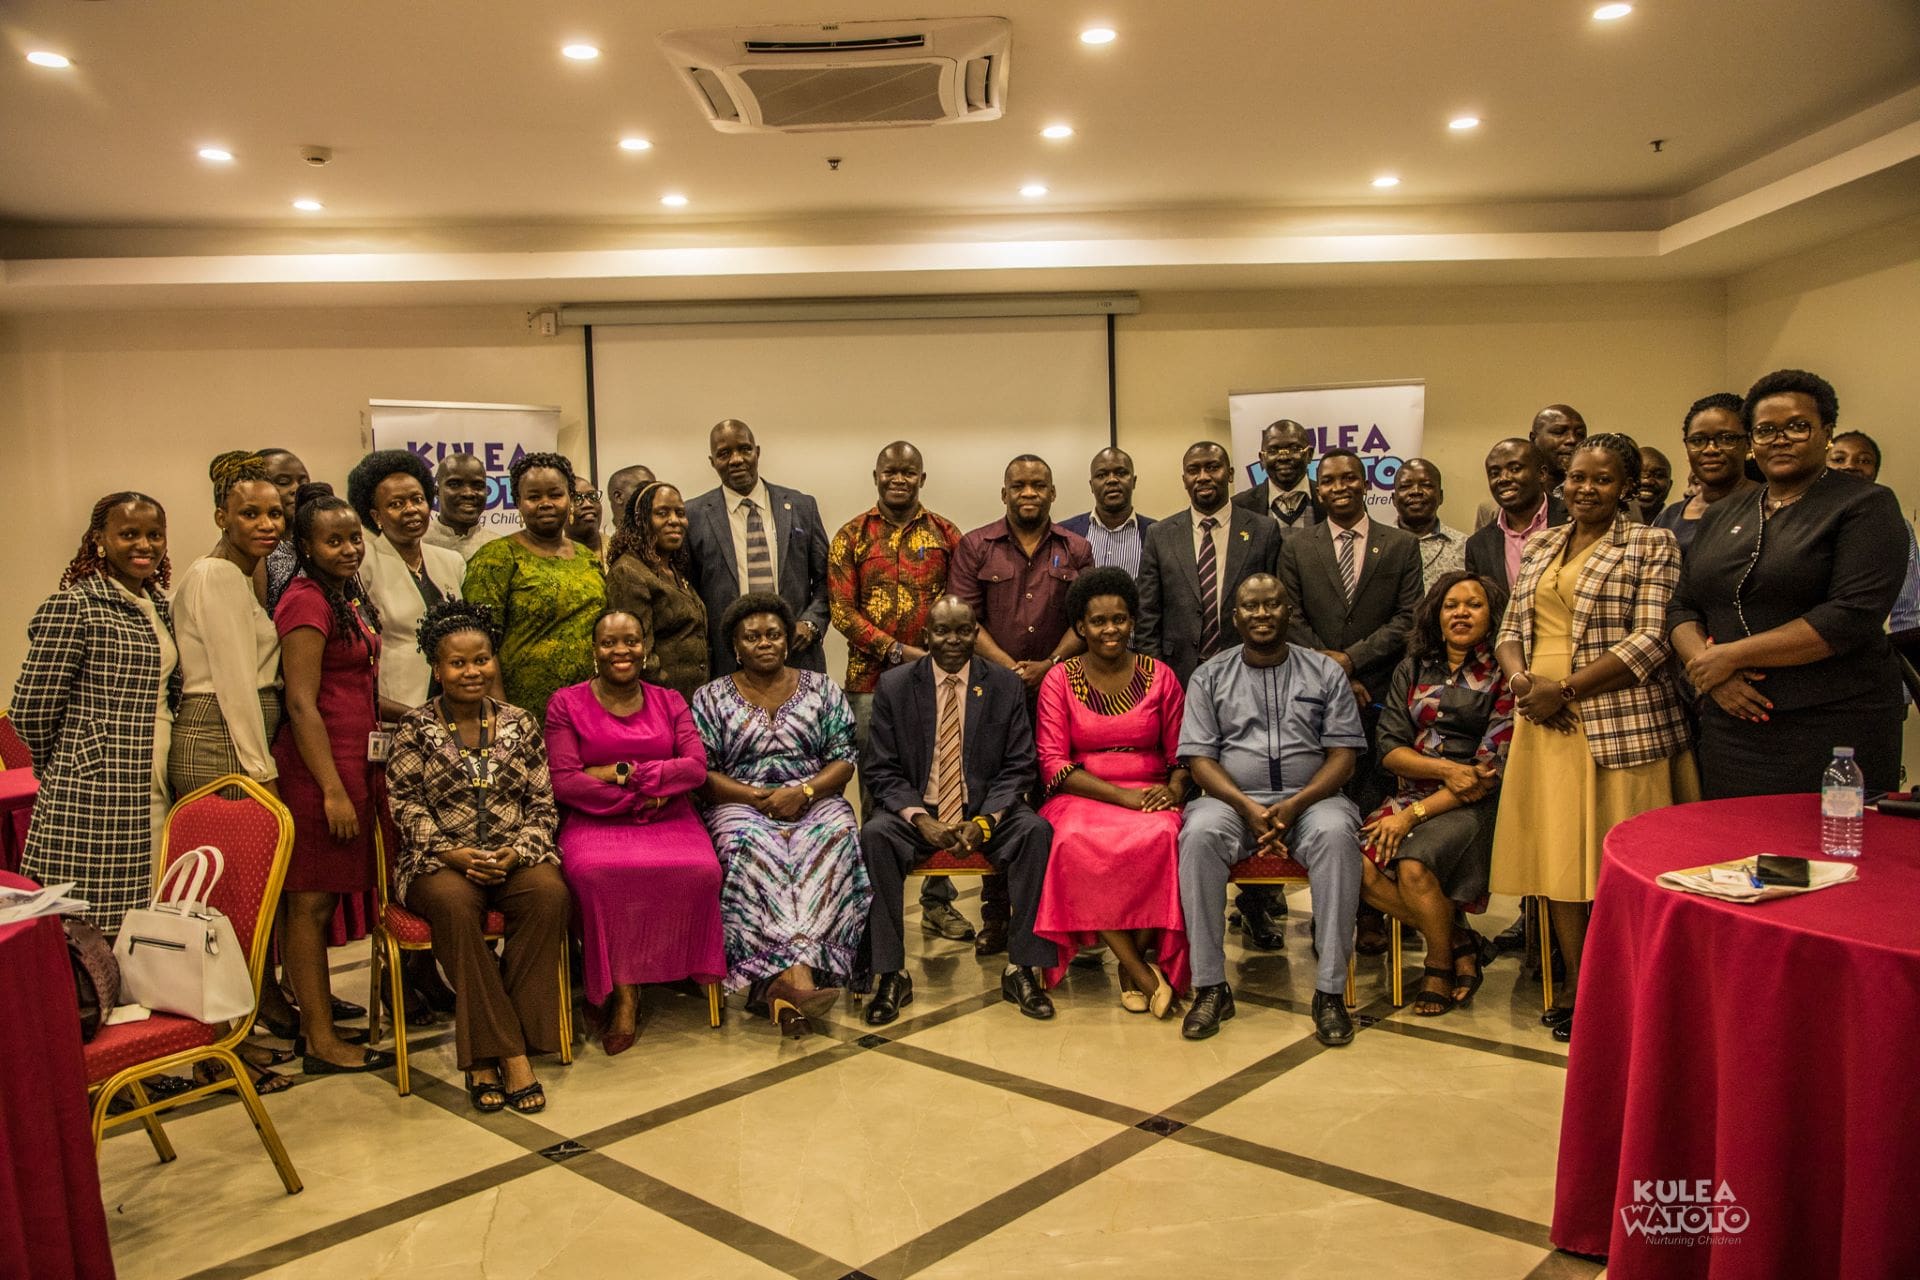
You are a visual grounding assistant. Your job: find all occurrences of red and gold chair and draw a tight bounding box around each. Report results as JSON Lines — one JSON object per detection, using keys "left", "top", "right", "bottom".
{"left": 1228, "top": 853, "right": 1357, "bottom": 1009}
{"left": 85, "top": 774, "right": 301, "bottom": 1195}
{"left": 0, "top": 710, "right": 41, "bottom": 875}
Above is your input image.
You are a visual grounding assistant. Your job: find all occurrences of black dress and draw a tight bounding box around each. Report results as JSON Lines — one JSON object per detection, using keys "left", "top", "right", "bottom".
{"left": 1667, "top": 469, "right": 1906, "bottom": 797}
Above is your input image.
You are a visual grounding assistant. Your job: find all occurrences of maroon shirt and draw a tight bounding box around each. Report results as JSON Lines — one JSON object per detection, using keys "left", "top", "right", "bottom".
{"left": 948, "top": 518, "right": 1094, "bottom": 661}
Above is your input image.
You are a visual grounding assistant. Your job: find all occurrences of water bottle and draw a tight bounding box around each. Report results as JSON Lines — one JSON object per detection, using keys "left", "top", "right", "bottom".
{"left": 1820, "top": 747, "right": 1864, "bottom": 858}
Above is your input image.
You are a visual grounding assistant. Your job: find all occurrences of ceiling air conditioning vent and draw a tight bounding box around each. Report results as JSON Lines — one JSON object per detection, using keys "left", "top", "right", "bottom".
{"left": 660, "top": 17, "right": 1010, "bottom": 134}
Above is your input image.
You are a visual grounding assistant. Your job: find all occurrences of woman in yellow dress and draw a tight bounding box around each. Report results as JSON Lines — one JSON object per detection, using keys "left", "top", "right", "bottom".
{"left": 1490, "top": 433, "right": 1698, "bottom": 1043}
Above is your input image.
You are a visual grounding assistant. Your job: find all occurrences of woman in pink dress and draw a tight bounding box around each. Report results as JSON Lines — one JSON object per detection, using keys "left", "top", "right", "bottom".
{"left": 1033, "top": 567, "right": 1190, "bottom": 1019}
{"left": 545, "top": 609, "right": 725, "bottom": 1056}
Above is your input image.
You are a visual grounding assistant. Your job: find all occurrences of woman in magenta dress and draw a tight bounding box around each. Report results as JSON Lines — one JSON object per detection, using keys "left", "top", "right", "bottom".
{"left": 1033, "top": 567, "right": 1190, "bottom": 1018}
{"left": 546, "top": 609, "right": 725, "bottom": 1056}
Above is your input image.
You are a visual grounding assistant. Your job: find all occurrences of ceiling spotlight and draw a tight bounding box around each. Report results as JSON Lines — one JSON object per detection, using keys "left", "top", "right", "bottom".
{"left": 1448, "top": 116, "right": 1481, "bottom": 131}
{"left": 1020, "top": 183, "right": 1049, "bottom": 198}
{"left": 292, "top": 199, "right": 324, "bottom": 212}
{"left": 561, "top": 43, "right": 601, "bottom": 60}
{"left": 1079, "top": 28, "right": 1116, "bottom": 45}
{"left": 26, "top": 51, "right": 72, "bottom": 68}
{"left": 660, "top": 193, "right": 689, "bottom": 207}
{"left": 1593, "top": 3, "right": 1632, "bottom": 19}
{"left": 1371, "top": 175, "right": 1401, "bottom": 189}
{"left": 1041, "top": 124, "right": 1074, "bottom": 140}
{"left": 618, "top": 137, "right": 652, "bottom": 152}
{"left": 197, "top": 147, "right": 235, "bottom": 163}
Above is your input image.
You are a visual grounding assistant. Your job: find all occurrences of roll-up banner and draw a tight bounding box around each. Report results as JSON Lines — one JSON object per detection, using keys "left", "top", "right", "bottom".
{"left": 366, "top": 399, "right": 561, "bottom": 534}
{"left": 1227, "top": 381, "right": 1426, "bottom": 516}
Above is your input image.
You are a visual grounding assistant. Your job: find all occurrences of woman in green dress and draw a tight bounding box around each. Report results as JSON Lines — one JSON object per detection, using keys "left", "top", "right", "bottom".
{"left": 462, "top": 452, "right": 606, "bottom": 723}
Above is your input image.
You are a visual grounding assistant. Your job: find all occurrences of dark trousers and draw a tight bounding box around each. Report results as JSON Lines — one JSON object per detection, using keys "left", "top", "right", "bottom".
{"left": 405, "top": 862, "right": 571, "bottom": 1071}
{"left": 862, "top": 808, "right": 1055, "bottom": 972}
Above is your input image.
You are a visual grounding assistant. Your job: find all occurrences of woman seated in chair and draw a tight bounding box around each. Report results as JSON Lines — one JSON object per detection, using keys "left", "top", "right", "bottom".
{"left": 547, "top": 609, "right": 725, "bottom": 1057}
{"left": 1359, "top": 570, "right": 1515, "bottom": 1017}
{"left": 1032, "top": 566, "right": 1190, "bottom": 1018}
{"left": 385, "top": 600, "right": 572, "bottom": 1114}
{"left": 689, "top": 593, "right": 867, "bottom": 1038}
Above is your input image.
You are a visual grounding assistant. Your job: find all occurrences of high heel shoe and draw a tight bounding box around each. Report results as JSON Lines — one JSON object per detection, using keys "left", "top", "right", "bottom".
{"left": 1147, "top": 963, "right": 1177, "bottom": 1020}
{"left": 764, "top": 978, "right": 818, "bottom": 1038}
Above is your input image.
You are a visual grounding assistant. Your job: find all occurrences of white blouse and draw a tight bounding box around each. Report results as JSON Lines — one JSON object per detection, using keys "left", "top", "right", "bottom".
{"left": 360, "top": 534, "right": 465, "bottom": 709}
{"left": 171, "top": 556, "right": 281, "bottom": 781}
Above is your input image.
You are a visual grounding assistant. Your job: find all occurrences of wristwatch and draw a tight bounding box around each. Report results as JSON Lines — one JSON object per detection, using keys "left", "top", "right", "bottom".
{"left": 613, "top": 761, "right": 632, "bottom": 787}
{"left": 801, "top": 782, "right": 817, "bottom": 801}
{"left": 1409, "top": 799, "right": 1429, "bottom": 824}
{"left": 1558, "top": 679, "right": 1580, "bottom": 704}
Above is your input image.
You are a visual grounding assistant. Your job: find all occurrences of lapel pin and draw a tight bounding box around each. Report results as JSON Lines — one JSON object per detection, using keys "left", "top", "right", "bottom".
{"left": 1730, "top": 525, "right": 1743, "bottom": 535}
{"left": 973, "top": 685, "right": 984, "bottom": 697}
{"left": 783, "top": 502, "right": 792, "bottom": 511}
{"left": 1238, "top": 530, "right": 1250, "bottom": 541}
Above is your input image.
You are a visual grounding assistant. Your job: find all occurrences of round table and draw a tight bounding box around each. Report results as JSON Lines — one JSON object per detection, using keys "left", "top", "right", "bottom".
{"left": 0, "top": 870, "right": 116, "bottom": 1278}
{"left": 1552, "top": 795, "right": 1920, "bottom": 1278}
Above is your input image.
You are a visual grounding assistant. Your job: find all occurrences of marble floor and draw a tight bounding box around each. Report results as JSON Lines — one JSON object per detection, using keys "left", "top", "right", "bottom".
{"left": 96, "top": 887, "right": 1606, "bottom": 1280}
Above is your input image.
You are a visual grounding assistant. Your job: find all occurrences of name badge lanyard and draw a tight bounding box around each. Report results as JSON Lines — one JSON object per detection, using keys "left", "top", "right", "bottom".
{"left": 439, "top": 695, "right": 494, "bottom": 848}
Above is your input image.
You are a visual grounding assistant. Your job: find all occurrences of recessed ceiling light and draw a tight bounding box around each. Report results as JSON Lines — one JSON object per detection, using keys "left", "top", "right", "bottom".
{"left": 1448, "top": 116, "right": 1481, "bottom": 131}
{"left": 1041, "top": 124, "right": 1074, "bottom": 140}
{"left": 561, "top": 43, "right": 601, "bottom": 60}
{"left": 1079, "top": 28, "right": 1116, "bottom": 45}
{"left": 26, "top": 51, "right": 72, "bottom": 68}
{"left": 1593, "top": 3, "right": 1632, "bottom": 19}
{"left": 292, "top": 199, "right": 324, "bottom": 212}
{"left": 1371, "top": 175, "right": 1401, "bottom": 189}
{"left": 660, "top": 193, "right": 689, "bottom": 208}
{"left": 197, "top": 147, "right": 235, "bottom": 163}
{"left": 618, "top": 137, "right": 652, "bottom": 152}
{"left": 1020, "top": 183, "right": 1049, "bottom": 198}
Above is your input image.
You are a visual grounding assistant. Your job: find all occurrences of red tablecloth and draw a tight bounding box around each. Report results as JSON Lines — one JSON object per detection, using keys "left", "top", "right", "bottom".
{"left": 0, "top": 768, "right": 38, "bottom": 874}
{"left": 1553, "top": 796, "right": 1920, "bottom": 1279}
{"left": 0, "top": 870, "right": 116, "bottom": 1279}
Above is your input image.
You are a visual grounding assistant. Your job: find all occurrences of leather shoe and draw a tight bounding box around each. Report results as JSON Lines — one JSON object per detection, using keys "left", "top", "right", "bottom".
{"left": 1552, "top": 1017, "right": 1573, "bottom": 1044}
{"left": 865, "top": 972, "right": 914, "bottom": 1026}
{"left": 1241, "top": 908, "right": 1284, "bottom": 951}
{"left": 1491, "top": 910, "right": 1528, "bottom": 954}
{"left": 1181, "top": 984, "right": 1236, "bottom": 1040}
{"left": 1312, "top": 990, "right": 1354, "bottom": 1047}
{"left": 921, "top": 900, "right": 977, "bottom": 942}
{"left": 1541, "top": 1004, "right": 1575, "bottom": 1028}
{"left": 974, "top": 920, "right": 1009, "bottom": 956}
{"left": 1000, "top": 967, "right": 1055, "bottom": 1020}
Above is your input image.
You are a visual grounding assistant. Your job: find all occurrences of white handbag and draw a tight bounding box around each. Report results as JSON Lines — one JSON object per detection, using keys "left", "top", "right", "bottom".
{"left": 113, "top": 845, "right": 256, "bottom": 1023}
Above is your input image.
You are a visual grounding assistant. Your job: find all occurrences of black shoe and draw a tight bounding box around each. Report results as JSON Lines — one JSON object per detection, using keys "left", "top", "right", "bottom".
{"left": 1491, "top": 913, "right": 1528, "bottom": 954}
{"left": 1552, "top": 1016, "right": 1573, "bottom": 1043}
{"left": 1181, "top": 984, "right": 1236, "bottom": 1040}
{"left": 1000, "top": 967, "right": 1055, "bottom": 1020}
{"left": 1312, "top": 990, "right": 1353, "bottom": 1047}
{"left": 974, "top": 920, "right": 1009, "bottom": 957}
{"left": 865, "top": 972, "right": 914, "bottom": 1026}
{"left": 301, "top": 1047, "right": 396, "bottom": 1076}
{"left": 1541, "top": 1004, "right": 1575, "bottom": 1028}
{"left": 1241, "top": 909, "right": 1285, "bottom": 951}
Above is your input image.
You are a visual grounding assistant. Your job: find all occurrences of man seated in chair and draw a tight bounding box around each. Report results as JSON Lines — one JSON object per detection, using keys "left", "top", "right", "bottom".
{"left": 860, "top": 595, "right": 1057, "bottom": 1025}
{"left": 1176, "top": 573, "right": 1365, "bottom": 1048}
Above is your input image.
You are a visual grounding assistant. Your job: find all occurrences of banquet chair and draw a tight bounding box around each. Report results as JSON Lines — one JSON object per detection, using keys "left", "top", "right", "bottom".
{"left": 367, "top": 821, "right": 581, "bottom": 1097}
{"left": 1229, "top": 854, "right": 1357, "bottom": 1008}
{"left": 85, "top": 774, "right": 301, "bottom": 1195}
{"left": 0, "top": 711, "right": 34, "bottom": 770}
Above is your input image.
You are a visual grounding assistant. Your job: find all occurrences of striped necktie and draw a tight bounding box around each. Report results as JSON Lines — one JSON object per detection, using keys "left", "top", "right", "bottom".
{"left": 1197, "top": 516, "right": 1221, "bottom": 657}
{"left": 1273, "top": 492, "right": 1306, "bottom": 525}
{"left": 1337, "top": 528, "right": 1360, "bottom": 605}
{"left": 933, "top": 674, "right": 965, "bottom": 818}
{"left": 741, "top": 497, "right": 775, "bottom": 594}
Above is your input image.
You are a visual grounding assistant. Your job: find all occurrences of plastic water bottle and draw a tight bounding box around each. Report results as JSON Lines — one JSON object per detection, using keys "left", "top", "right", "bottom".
{"left": 1820, "top": 747, "right": 1864, "bottom": 858}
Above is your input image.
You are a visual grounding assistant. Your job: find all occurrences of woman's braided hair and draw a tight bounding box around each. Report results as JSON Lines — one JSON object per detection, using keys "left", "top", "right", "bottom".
{"left": 209, "top": 450, "right": 270, "bottom": 507}
{"left": 605, "top": 481, "right": 689, "bottom": 576}
{"left": 289, "top": 482, "right": 383, "bottom": 636}
{"left": 416, "top": 598, "right": 501, "bottom": 661}
{"left": 508, "top": 450, "right": 575, "bottom": 501}
{"left": 60, "top": 492, "right": 171, "bottom": 593}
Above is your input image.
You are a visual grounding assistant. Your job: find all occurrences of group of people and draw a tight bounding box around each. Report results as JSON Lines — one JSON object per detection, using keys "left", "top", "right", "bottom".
{"left": 12, "top": 367, "right": 1909, "bottom": 1112}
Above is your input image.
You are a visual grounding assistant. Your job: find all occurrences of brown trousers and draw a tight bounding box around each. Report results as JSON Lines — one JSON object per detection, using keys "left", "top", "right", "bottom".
{"left": 405, "top": 862, "right": 571, "bottom": 1071}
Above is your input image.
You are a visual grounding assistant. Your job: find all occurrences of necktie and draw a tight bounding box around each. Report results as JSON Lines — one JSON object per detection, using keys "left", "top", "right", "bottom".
{"left": 741, "top": 498, "right": 775, "bottom": 594}
{"left": 1337, "top": 528, "right": 1360, "bottom": 605}
{"left": 933, "top": 674, "right": 965, "bottom": 819}
{"left": 1273, "top": 492, "right": 1305, "bottom": 525}
{"left": 1197, "top": 516, "right": 1221, "bottom": 657}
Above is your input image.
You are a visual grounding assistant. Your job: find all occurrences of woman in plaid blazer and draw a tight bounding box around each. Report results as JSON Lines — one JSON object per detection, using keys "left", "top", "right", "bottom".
{"left": 1488, "top": 435, "right": 1699, "bottom": 1041}
{"left": 12, "top": 493, "right": 181, "bottom": 935}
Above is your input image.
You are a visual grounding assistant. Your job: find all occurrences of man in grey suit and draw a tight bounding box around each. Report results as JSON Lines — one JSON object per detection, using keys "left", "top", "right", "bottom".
{"left": 684, "top": 419, "right": 832, "bottom": 675}
{"left": 1137, "top": 441, "right": 1281, "bottom": 686}
{"left": 1231, "top": 419, "right": 1322, "bottom": 539}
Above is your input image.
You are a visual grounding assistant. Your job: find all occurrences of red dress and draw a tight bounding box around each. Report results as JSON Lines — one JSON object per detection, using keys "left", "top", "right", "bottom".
{"left": 271, "top": 576, "right": 378, "bottom": 894}
{"left": 1032, "top": 657, "right": 1191, "bottom": 992}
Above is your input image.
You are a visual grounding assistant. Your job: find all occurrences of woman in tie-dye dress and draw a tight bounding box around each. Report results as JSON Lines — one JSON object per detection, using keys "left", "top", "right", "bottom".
{"left": 690, "top": 592, "right": 869, "bottom": 1036}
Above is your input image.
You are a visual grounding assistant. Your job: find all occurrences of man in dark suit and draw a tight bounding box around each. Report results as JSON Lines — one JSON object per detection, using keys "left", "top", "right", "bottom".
{"left": 1473, "top": 405, "right": 1588, "bottom": 527}
{"left": 1463, "top": 439, "right": 1569, "bottom": 594}
{"left": 860, "top": 596, "right": 1057, "bottom": 1024}
{"left": 684, "top": 419, "right": 832, "bottom": 675}
{"left": 1137, "top": 441, "right": 1282, "bottom": 686}
{"left": 1232, "top": 418, "right": 1323, "bottom": 540}
{"left": 1061, "top": 446, "right": 1156, "bottom": 578}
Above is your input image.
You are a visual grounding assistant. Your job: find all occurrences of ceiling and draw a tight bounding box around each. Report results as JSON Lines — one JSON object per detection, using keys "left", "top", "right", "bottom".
{"left": 3, "top": 0, "right": 1918, "bottom": 309}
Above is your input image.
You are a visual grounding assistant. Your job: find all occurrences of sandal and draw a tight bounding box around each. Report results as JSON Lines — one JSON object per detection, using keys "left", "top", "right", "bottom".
{"left": 503, "top": 1080, "right": 546, "bottom": 1114}
{"left": 466, "top": 1073, "right": 507, "bottom": 1113}
{"left": 1412, "top": 964, "right": 1455, "bottom": 1017}
{"left": 1451, "top": 931, "right": 1486, "bottom": 1006}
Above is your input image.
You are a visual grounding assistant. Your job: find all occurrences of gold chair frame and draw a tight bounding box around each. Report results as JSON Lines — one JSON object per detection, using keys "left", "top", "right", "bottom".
{"left": 1227, "top": 870, "right": 1358, "bottom": 1010}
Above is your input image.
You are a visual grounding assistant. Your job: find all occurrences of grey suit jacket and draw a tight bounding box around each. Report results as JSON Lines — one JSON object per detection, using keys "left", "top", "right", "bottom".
{"left": 1136, "top": 507, "right": 1282, "bottom": 685}
{"left": 685, "top": 480, "right": 831, "bottom": 674}
{"left": 1276, "top": 516, "right": 1423, "bottom": 697}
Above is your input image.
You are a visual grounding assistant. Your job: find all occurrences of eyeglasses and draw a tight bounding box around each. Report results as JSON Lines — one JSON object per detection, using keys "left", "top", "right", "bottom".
{"left": 576, "top": 489, "right": 603, "bottom": 503}
{"left": 1682, "top": 432, "right": 1748, "bottom": 451}
{"left": 1264, "top": 443, "right": 1311, "bottom": 456}
{"left": 1749, "top": 419, "right": 1821, "bottom": 446}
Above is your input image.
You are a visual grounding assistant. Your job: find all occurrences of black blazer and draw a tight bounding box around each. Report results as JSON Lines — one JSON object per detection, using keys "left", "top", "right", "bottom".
{"left": 685, "top": 480, "right": 831, "bottom": 675}
{"left": 1462, "top": 496, "right": 1570, "bottom": 593}
{"left": 1277, "top": 517, "right": 1424, "bottom": 696}
{"left": 862, "top": 656, "right": 1035, "bottom": 821}
{"left": 1233, "top": 480, "right": 1323, "bottom": 543}
{"left": 1059, "top": 511, "right": 1156, "bottom": 542}
{"left": 1136, "top": 508, "right": 1282, "bottom": 685}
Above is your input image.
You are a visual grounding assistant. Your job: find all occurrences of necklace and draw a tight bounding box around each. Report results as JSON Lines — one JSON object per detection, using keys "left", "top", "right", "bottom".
{"left": 1733, "top": 470, "right": 1825, "bottom": 637}
{"left": 1761, "top": 467, "right": 1826, "bottom": 515}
